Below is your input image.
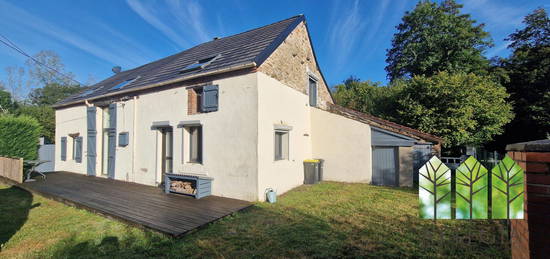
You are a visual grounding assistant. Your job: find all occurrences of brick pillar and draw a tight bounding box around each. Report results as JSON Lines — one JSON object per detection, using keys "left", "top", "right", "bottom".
{"left": 506, "top": 140, "right": 550, "bottom": 259}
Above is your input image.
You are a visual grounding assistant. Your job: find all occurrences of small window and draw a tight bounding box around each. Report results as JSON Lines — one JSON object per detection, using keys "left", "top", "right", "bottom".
{"left": 274, "top": 130, "right": 289, "bottom": 161}
{"left": 195, "top": 87, "right": 203, "bottom": 113}
{"left": 188, "top": 85, "right": 219, "bottom": 114}
{"left": 187, "top": 126, "right": 202, "bottom": 163}
{"left": 181, "top": 54, "right": 221, "bottom": 73}
{"left": 309, "top": 77, "right": 318, "bottom": 107}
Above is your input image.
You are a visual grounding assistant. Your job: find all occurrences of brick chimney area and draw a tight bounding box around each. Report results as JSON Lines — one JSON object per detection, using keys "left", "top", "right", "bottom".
{"left": 506, "top": 139, "right": 550, "bottom": 259}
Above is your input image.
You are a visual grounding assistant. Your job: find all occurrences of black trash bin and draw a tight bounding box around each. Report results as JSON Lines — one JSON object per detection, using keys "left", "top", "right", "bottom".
{"left": 303, "top": 160, "right": 320, "bottom": 184}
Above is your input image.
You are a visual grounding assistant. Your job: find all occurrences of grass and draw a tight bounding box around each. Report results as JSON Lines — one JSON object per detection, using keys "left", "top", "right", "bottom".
{"left": 0, "top": 182, "right": 510, "bottom": 258}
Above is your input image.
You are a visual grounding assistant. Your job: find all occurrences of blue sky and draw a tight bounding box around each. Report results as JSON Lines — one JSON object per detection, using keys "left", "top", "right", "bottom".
{"left": 0, "top": 0, "right": 547, "bottom": 91}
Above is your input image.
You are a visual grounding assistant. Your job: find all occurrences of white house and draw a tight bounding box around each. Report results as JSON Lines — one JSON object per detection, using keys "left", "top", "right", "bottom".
{"left": 53, "top": 15, "right": 441, "bottom": 201}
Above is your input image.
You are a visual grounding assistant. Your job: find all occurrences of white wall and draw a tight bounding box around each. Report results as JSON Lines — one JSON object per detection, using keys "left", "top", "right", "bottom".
{"left": 55, "top": 72, "right": 260, "bottom": 201}
{"left": 54, "top": 105, "right": 87, "bottom": 173}
{"left": 256, "top": 72, "right": 313, "bottom": 201}
{"left": 310, "top": 108, "right": 372, "bottom": 183}
{"left": 55, "top": 71, "right": 375, "bottom": 201}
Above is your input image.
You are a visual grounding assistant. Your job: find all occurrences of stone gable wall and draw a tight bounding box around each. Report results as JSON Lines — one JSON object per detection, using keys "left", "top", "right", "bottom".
{"left": 257, "top": 22, "right": 333, "bottom": 108}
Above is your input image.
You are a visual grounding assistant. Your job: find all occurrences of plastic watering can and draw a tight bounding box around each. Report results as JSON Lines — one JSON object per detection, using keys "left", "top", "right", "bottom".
{"left": 265, "top": 188, "right": 277, "bottom": 203}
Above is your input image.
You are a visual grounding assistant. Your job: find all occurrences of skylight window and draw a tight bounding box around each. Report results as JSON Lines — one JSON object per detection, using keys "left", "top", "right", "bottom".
{"left": 76, "top": 89, "right": 96, "bottom": 98}
{"left": 110, "top": 77, "right": 140, "bottom": 91}
{"left": 181, "top": 54, "right": 221, "bottom": 73}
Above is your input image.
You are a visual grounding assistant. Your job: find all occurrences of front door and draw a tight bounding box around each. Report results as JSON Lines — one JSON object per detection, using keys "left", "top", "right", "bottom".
{"left": 161, "top": 128, "right": 173, "bottom": 174}
{"left": 372, "top": 147, "right": 398, "bottom": 186}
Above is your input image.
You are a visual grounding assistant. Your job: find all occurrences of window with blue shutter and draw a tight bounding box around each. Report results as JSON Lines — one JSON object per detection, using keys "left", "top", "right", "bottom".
{"left": 60, "top": 137, "right": 67, "bottom": 161}
{"left": 201, "top": 85, "right": 219, "bottom": 112}
{"left": 75, "top": 136, "right": 83, "bottom": 163}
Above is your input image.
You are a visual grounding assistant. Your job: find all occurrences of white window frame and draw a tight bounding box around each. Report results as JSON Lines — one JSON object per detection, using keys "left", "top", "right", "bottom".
{"left": 308, "top": 76, "right": 318, "bottom": 107}
{"left": 274, "top": 124, "right": 292, "bottom": 161}
{"left": 182, "top": 124, "right": 203, "bottom": 164}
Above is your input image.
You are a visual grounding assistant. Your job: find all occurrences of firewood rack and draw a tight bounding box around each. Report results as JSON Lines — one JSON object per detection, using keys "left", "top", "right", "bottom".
{"left": 164, "top": 173, "right": 213, "bottom": 199}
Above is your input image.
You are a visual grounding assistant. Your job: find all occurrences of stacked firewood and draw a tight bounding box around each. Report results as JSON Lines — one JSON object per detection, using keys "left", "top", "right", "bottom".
{"left": 170, "top": 180, "right": 196, "bottom": 194}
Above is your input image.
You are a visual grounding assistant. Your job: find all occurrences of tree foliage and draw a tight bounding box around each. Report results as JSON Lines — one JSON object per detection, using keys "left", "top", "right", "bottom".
{"left": 333, "top": 76, "right": 401, "bottom": 120}
{"left": 488, "top": 8, "right": 550, "bottom": 149}
{"left": 394, "top": 72, "right": 513, "bottom": 148}
{"left": 334, "top": 72, "right": 513, "bottom": 149}
{"left": 0, "top": 88, "right": 18, "bottom": 114}
{"left": 385, "top": 0, "right": 492, "bottom": 81}
{"left": 25, "top": 50, "right": 76, "bottom": 86}
{"left": 28, "top": 83, "right": 82, "bottom": 106}
{"left": 16, "top": 105, "right": 55, "bottom": 142}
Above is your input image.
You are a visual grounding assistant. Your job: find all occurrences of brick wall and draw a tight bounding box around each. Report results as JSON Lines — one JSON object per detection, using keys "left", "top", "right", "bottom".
{"left": 507, "top": 140, "right": 550, "bottom": 259}
{"left": 188, "top": 88, "right": 198, "bottom": 115}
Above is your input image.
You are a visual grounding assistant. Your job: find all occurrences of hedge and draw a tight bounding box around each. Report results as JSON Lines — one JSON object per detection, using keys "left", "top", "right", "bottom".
{"left": 0, "top": 115, "right": 42, "bottom": 160}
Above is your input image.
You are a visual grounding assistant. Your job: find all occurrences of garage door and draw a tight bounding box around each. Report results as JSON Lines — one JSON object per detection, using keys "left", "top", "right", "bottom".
{"left": 372, "top": 147, "right": 398, "bottom": 186}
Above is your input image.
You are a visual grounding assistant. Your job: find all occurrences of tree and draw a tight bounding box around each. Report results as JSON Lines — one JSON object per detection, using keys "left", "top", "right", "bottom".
{"left": 333, "top": 76, "right": 401, "bottom": 120}
{"left": 28, "top": 83, "right": 82, "bottom": 106}
{"left": 16, "top": 105, "right": 55, "bottom": 142}
{"left": 4, "top": 66, "right": 28, "bottom": 101}
{"left": 385, "top": 0, "right": 493, "bottom": 81}
{"left": 25, "top": 50, "right": 76, "bottom": 86}
{"left": 489, "top": 8, "right": 549, "bottom": 148}
{"left": 394, "top": 72, "right": 513, "bottom": 148}
{"left": 0, "top": 87, "right": 17, "bottom": 114}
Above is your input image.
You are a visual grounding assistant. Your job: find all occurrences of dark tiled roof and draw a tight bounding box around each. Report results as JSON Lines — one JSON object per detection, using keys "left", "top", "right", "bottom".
{"left": 327, "top": 103, "right": 444, "bottom": 144}
{"left": 55, "top": 15, "right": 305, "bottom": 107}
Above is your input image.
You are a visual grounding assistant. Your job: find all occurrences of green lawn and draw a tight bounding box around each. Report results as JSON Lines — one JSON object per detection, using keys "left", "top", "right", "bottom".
{"left": 0, "top": 182, "right": 509, "bottom": 258}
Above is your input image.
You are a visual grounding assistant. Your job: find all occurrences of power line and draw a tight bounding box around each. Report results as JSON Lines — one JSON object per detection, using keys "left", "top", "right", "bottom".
{"left": 0, "top": 33, "right": 85, "bottom": 86}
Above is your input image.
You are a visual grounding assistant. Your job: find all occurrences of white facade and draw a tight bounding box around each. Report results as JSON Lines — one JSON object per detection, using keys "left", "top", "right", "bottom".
{"left": 55, "top": 71, "right": 375, "bottom": 201}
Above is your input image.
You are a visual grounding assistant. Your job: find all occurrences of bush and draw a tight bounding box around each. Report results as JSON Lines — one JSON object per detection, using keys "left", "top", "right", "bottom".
{"left": 0, "top": 115, "right": 42, "bottom": 160}
{"left": 16, "top": 105, "right": 55, "bottom": 143}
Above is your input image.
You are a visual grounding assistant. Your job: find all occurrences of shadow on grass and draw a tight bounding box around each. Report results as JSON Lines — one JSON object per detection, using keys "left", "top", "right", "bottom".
{"left": 11, "top": 182, "right": 508, "bottom": 257}
{"left": 0, "top": 186, "right": 40, "bottom": 251}
{"left": 40, "top": 202, "right": 509, "bottom": 258}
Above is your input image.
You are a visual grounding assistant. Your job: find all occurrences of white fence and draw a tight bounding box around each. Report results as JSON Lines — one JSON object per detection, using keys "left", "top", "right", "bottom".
{"left": 37, "top": 144, "right": 55, "bottom": 172}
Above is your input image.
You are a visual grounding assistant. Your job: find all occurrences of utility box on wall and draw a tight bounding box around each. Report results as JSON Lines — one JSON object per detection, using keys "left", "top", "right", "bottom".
{"left": 118, "top": 132, "right": 129, "bottom": 147}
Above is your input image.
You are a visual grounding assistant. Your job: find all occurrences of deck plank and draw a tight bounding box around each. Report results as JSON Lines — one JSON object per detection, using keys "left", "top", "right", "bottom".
{"left": 18, "top": 171, "right": 252, "bottom": 236}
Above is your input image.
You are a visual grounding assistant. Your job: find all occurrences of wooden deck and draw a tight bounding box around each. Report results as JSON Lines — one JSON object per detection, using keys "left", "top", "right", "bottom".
{"left": 18, "top": 171, "right": 251, "bottom": 237}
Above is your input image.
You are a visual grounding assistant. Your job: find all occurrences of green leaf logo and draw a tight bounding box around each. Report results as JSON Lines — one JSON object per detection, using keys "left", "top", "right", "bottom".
{"left": 491, "top": 155, "right": 524, "bottom": 219}
{"left": 419, "top": 156, "right": 451, "bottom": 219}
{"left": 455, "top": 156, "right": 488, "bottom": 219}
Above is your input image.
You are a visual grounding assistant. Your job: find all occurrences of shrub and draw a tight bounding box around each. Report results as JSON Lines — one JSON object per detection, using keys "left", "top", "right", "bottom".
{"left": 0, "top": 115, "right": 42, "bottom": 160}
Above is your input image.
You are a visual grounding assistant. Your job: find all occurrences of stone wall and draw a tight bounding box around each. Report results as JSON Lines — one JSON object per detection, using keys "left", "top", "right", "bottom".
{"left": 257, "top": 22, "right": 333, "bottom": 108}
{"left": 507, "top": 140, "right": 550, "bottom": 259}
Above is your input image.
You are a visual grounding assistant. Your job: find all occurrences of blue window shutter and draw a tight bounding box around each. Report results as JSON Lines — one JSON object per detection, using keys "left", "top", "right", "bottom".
{"left": 107, "top": 103, "right": 117, "bottom": 178}
{"left": 201, "top": 85, "right": 218, "bottom": 112}
{"left": 87, "top": 107, "right": 97, "bottom": 175}
{"left": 75, "top": 137, "right": 83, "bottom": 163}
{"left": 108, "top": 103, "right": 117, "bottom": 129}
{"left": 60, "top": 137, "right": 67, "bottom": 161}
